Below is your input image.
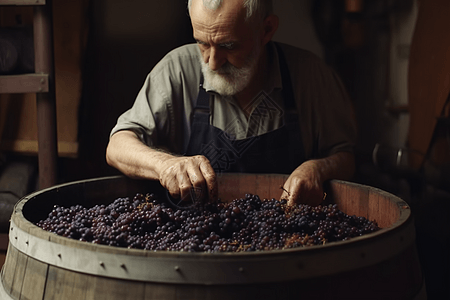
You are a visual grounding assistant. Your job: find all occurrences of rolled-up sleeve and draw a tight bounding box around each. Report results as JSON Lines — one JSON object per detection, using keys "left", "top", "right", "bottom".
{"left": 109, "top": 44, "right": 202, "bottom": 154}
{"left": 110, "top": 74, "right": 164, "bottom": 147}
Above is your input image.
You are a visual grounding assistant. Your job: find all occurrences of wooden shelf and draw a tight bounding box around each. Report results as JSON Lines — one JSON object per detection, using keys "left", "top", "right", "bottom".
{"left": 0, "top": 0, "right": 45, "bottom": 5}
{"left": 0, "top": 139, "right": 78, "bottom": 157}
{"left": 0, "top": 74, "right": 49, "bottom": 94}
{"left": 0, "top": 1, "right": 58, "bottom": 189}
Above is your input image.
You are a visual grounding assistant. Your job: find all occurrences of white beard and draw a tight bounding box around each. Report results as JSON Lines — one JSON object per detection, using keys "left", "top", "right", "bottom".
{"left": 199, "top": 46, "right": 261, "bottom": 96}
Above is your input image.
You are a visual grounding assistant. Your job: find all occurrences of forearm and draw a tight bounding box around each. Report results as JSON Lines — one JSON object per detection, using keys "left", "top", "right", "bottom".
{"left": 282, "top": 152, "right": 355, "bottom": 205}
{"left": 106, "top": 130, "right": 218, "bottom": 201}
{"left": 106, "top": 130, "right": 176, "bottom": 180}
{"left": 299, "top": 151, "right": 355, "bottom": 184}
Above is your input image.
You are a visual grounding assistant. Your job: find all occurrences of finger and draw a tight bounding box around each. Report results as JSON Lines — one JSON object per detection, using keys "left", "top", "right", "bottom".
{"left": 280, "top": 179, "right": 296, "bottom": 205}
{"left": 159, "top": 164, "right": 180, "bottom": 198}
{"left": 167, "top": 183, "right": 181, "bottom": 200}
{"left": 186, "top": 160, "right": 207, "bottom": 203}
{"left": 167, "top": 179, "right": 181, "bottom": 200}
{"left": 198, "top": 157, "right": 218, "bottom": 201}
{"left": 287, "top": 191, "right": 299, "bottom": 206}
{"left": 161, "top": 173, "right": 181, "bottom": 200}
{"left": 280, "top": 190, "right": 289, "bottom": 201}
{"left": 177, "top": 171, "right": 192, "bottom": 202}
{"left": 279, "top": 180, "right": 292, "bottom": 200}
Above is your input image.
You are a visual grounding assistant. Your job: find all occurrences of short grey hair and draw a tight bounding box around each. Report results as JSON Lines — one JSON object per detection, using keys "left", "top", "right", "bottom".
{"left": 187, "top": 0, "right": 273, "bottom": 22}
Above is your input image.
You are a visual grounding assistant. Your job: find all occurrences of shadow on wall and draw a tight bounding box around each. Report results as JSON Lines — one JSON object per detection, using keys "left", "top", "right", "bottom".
{"left": 69, "top": 0, "right": 194, "bottom": 181}
{"left": 273, "top": 0, "right": 324, "bottom": 59}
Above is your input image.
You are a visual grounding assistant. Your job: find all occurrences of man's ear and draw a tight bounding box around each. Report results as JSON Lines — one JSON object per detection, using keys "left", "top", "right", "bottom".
{"left": 261, "top": 14, "right": 279, "bottom": 45}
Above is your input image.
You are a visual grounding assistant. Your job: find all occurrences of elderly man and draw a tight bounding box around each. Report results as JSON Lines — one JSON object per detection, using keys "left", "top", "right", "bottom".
{"left": 106, "top": 0, "right": 356, "bottom": 206}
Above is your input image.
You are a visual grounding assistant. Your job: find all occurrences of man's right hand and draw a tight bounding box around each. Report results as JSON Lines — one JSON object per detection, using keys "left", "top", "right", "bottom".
{"left": 106, "top": 130, "right": 218, "bottom": 204}
{"left": 158, "top": 155, "right": 218, "bottom": 203}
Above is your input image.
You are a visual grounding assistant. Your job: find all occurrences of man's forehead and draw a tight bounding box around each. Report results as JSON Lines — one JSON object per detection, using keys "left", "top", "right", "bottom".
{"left": 190, "top": 0, "right": 247, "bottom": 21}
{"left": 191, "top": 0, "right": 252, "bottom": 41}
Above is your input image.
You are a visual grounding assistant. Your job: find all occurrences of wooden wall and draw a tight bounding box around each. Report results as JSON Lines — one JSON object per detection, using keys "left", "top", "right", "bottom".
{"left": 0, "top": 0, "right": 89, "bottom": 158}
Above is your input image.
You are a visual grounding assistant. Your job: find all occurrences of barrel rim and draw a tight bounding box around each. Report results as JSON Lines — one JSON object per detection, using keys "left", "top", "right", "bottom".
{"left": 13, "top": 175, "right": 412, "bottom": 258}
{"left": 7, "top": 175, "right": 416, "bottom": 284}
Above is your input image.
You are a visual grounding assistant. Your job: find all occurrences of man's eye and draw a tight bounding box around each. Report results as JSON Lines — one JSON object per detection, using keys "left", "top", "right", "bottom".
{"left": 196, "top": 40, "right": 208, "bottom": 47}
{"left": 220, "top": 43, "right": 235, "bottom": 50}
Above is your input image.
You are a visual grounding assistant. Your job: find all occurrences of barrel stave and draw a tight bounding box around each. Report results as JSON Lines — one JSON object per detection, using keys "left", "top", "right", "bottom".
{"left": 0, "top": 175, "right": 424, "bottom": 300}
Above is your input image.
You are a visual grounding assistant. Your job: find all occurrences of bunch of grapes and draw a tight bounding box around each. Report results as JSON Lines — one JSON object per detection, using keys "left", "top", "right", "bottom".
{"left": 35, "top": 193, "right": 380, "bottom": 252}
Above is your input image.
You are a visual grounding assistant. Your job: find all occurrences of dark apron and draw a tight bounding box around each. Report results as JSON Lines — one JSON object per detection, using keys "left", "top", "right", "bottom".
{"left": 185, "top": 43, "right": 305, "bottom": 174}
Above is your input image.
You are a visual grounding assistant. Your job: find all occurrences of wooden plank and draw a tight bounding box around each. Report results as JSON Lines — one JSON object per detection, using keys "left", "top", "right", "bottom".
{"left": 10, "top": 246, "right": 27, "bottom": 299}
{"left": 0, "top": 0, "right": 45, "bottom": 5}
{"left": 20, "top": 256, "right": 48, "bottom": 300}
{"left": 0, "top": 74, "right": 49, "bottom": 94}
{"left": 366, "top": 189, "right": 378, "bottom": 225}
{"left": 357, "top": 186, "right": 369, "bottom": 219}
{"left": 50, "top": 0, "right": 88, "bottom": 158}
{"left": 0, "top": 0, "right": 88, "bottom": 157}
{"left": 85, "top": 276, "right": 145, "bottom": 300}
{"left": 269, "top": 174, "right": 288, "bottom": 201}
{"left": 255, "top": 174, "right": 271, "bottom": 200}
{"left": 1, "top": 243, "right": 17, "bottom": 295}
{"left": 1, "top": 175, "right": 418, "bottom": 300}
{"left": 368, "top": 190, "right": 382, "bottom": 227}
{"left": 68, "top": 272, "right": 92, "bottom": 300}
{"left": 217, "top": 173, "right": 240, "bottom": 203}
{"left": 0, "top": 139, "right": 78, "bottom": 157}
{"left": 390, "top": 195, "right": 400, "bottom": 226}
{"left": 43, "top": 266, "right": 69, "bottom": 300}
{"left": 348, "top": 184, "right": 359, "bottom": 217}
{"left": 144, "top": 282, "right": 176, "bottom": 300}
{"left": 239, "top": 174, "right": 256, "bottom": 199}
{"left": 332, "top": 182, "right": 348, "bottom": 214}
{"left": 43, "top": 265, "right": 91, "bottom": 300}
{"left": 16, "top": 214, "right": 50, "bottom": 300}
{"left": 407, "top": 0, "right": 450, "bottom": 169}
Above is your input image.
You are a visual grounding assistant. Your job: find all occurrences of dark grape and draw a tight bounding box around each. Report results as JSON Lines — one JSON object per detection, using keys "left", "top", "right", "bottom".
{"left": 35, "top": 193, "right": 380, "bottom": 253}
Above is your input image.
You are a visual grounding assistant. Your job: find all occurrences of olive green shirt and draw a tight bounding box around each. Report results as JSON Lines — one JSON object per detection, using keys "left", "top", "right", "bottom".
{"left": 110, "top": 42, "right": 357, "bottom": 160}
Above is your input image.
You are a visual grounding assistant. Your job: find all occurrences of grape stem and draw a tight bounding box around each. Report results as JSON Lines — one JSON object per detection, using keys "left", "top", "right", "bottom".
{"left": 280, "top": 185, "right": 290, "bottom": 196}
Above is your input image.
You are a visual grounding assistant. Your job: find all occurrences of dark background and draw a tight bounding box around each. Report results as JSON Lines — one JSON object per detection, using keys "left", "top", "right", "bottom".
{"left": 1, "top": 0, "right": 449, "bottom": 299}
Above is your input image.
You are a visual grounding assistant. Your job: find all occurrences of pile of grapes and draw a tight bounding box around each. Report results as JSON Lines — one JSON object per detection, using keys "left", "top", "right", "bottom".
{"left": 35, "top": 193, "right": 380, "bottom": 252}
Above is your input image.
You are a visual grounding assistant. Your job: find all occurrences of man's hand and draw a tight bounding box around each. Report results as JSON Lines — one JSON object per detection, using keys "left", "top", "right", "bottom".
{"left": 158, "top": 155, "right": 218, "bottom": 202}
{"left": 281, "top": 160, "right": 324, "bottom": 206}
{"left": 280, "top": 152, "right": 355, "bottom": 206}
{"left": 106, "top": 131, "right": 218, "bottom": 203}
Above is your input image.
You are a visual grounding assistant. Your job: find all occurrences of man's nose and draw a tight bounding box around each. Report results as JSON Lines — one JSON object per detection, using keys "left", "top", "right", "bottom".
{"left": 206, "top": 47, "right": 226, "bottom": 71}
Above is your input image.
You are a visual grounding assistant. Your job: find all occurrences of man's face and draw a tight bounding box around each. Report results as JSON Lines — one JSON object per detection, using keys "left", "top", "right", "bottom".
{"left": 190, "top": 0, "right": 263, "bottom": 96}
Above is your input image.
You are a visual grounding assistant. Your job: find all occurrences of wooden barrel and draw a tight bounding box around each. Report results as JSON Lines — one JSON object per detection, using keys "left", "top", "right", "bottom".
{"left": 0, "top": 174, "right": 426, "bottom": 300}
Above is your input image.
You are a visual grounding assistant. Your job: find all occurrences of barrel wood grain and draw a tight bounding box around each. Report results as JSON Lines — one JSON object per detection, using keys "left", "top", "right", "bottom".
{"left": 44, "top": 266, "right": 90, "bottom": 300}
{"left": 0, "top": 175, "right": 424, "bottom": 300}
{"left": 85, "top": 275, "right": 145, "bottom": 300}
{"left": 1, "top": 243, "right": 17, "bottom": 296}
{"left": 10, "top": 246, "right": 27, "bottom": 299}
{"left": 20, "top": 256, "right": 47, "bottom": 300}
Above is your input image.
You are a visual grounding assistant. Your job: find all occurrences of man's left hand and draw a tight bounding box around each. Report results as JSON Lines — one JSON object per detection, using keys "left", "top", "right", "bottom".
{"left": 280, "top": 152, "right": 355, "bottom": 206}
{"left": 280, "top": 160, "right": 324, "bottom": 206}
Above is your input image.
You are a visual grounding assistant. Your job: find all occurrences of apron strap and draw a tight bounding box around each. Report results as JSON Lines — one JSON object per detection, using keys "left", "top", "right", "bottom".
{"left": 275, "top": 42, "right": 296, "bottom": 111}
{"left": 192, "top": 80, "right": 211, "bottom": 123}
